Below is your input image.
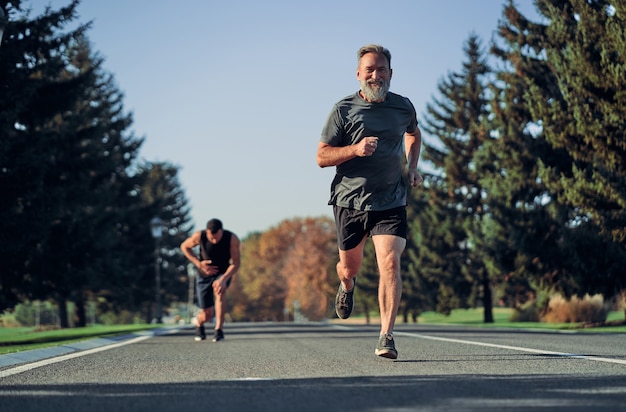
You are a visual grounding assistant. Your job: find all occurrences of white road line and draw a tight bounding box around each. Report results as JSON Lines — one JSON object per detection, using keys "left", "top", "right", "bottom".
{"left": 0, "top": 335, "right": 151, "bottom": 379}
{"left": 396, "top": 331, "right": 626, "bottom": 365}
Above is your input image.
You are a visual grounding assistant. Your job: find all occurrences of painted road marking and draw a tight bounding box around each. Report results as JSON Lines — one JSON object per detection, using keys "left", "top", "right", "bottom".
{"left": 0, "top": 335, "right": 151, "bottom": 378}
{"left": 396, "top": 331, "right": 626, "bottom": 365}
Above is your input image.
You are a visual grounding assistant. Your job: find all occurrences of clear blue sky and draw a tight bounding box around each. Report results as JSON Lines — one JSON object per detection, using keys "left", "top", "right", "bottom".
{"left": 40, "top": 0, "right": 540, "bottom": 238}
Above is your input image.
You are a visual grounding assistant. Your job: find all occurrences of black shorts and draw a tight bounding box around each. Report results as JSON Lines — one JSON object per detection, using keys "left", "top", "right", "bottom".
{"left": 333, "top": 205, "right": 407, "bottom": 251}
{"left": 196, "top": 275, "right": 231, "bottom": 309}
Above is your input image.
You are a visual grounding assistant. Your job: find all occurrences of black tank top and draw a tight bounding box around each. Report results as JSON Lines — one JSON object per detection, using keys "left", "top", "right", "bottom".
{"left": 199, "top": 230, "right": 232, "bottom": 274}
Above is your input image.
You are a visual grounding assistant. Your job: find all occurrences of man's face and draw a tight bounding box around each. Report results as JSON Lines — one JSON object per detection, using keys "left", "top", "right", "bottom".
{"left": 205, "top": 229, "right": 223, "bottom": 244}
{"left": 357, "top": 52, "right": 392, "bottom": 102}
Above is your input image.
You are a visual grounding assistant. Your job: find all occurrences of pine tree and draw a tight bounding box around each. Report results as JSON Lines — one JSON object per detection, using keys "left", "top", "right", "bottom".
{"left": 406, "top": 176, "right": 472, "bottom": 318}
{"left": 498, "top": 0, "right": 626, "bottom": 317}
{"left": 525, "top": 0, "right": 626, "bottom": 244}
{"left": 115, "top": 162, "right": 194, "bottom": 324}
{"left": 0, "top": 0, "right": 96, "bottom": 311}
{"left": 0, "top": 1, "right": 195, "bottom": 325}
{"left": 478, "top": 3, "right": 581, "bottom": 311}
{"left": 420, "top": 35, "right": 495, "bottom": 322}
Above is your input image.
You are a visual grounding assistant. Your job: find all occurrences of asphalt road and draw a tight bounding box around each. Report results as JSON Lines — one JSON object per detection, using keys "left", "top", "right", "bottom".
{"left": 1, "top": 322, "right": 625, "bottom": 411}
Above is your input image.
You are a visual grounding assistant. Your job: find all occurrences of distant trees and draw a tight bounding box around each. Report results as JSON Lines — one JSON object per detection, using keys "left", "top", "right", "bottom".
{"left": 106, "top": 161, "right": 194, "bottom": 324}
{"left": 0, "top": 0, "right": 193, "bottom": 326}
{"left": 405, "top": 176, "right": 471, "bottom": 319}
{"left": 490, "top": 0, "right": 626, "bottom": 313}
{"left": 0, "top": 0, "right": 91, "bottom": 311}
{"left": 231, "top": 217, "right": 336, "bottom": 321}
{"left": 403, "top": 0, "right": 626, "bottom": 322}
{"left": 2, "top": 0, "right": 624, "bottom": 326}
{"left": 418, "top": 34, "right": 494, "bottom": 322}
{"left": 524, "top": 0, "right": 626, "bottom": 245}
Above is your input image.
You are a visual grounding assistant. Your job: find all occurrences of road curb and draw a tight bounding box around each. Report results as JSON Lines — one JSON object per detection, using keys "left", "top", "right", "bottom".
{"left": 0, "top": 325, "right": 187, "bottom": 369}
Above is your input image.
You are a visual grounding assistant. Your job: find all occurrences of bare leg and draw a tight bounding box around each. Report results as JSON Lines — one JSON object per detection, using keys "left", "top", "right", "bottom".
{"left": 195, "top": 309, "right": 205, "bottom": 327}
{"left": 372, "top": 235, "right": 406, "bottom": 335}
{"left": 196, "top": 307, "right": 214, "bottom": 327}
{"left": 337, "top": 236, "right": 368, "bottom": 291}
{"left": 214, "top": 293, "right": 225, "bottom": 331}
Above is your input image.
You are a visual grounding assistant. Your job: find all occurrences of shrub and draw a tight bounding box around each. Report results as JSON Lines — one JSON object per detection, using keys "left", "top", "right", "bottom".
{"left": 99, "top": 310, "right": 143, "bottom": 325}
{"left": 13, "top": 301, "right": 59, "bottom": 326}
{"left": 0, "top": 311, "right": 20, "bottom": 327}
{"left": 542, "top": 294, "right": 609, "bottom": 323}
{"left": 510, "top": 301, "right": 540, "bottom": 322}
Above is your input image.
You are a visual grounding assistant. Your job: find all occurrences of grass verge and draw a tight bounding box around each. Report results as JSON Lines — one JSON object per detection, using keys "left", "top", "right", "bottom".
{"left": 0, "top": 324, "right": 161, "bottom": 355}
{"left": 333, "top": 307, "right": 626, "bottom": 332}
{"left": 418, "top": 308, "right": 626, "bottom": 331}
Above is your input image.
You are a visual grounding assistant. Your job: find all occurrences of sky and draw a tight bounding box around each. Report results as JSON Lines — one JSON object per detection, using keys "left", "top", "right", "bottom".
{"left": 37, "top": 0, "right": 541, "bottom": 238}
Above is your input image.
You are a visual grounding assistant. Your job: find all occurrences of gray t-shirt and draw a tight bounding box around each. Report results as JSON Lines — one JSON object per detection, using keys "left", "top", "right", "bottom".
{"left": 320, "top": 91, "right": 418, "bottom": 211}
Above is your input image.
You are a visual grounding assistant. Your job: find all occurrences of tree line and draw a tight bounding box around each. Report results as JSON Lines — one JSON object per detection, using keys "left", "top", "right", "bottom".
{"left": 399, "top": 0, "right": 626, "bottom": 323}
{"left": 0, "top": 0, "right": 195, "bottom": 326}
{"left": 1, "top": 0, "right": 624, "bottom": 327}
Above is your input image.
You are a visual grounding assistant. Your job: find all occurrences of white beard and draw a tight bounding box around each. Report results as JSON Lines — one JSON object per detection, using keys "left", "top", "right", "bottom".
{"left": 360, "top": 78, "right": 390, "bottom": 102}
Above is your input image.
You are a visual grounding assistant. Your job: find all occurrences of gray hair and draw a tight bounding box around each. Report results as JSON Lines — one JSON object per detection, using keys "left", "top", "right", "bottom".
{"left": 357, "top": 44, "right": 391, "bottom": 67}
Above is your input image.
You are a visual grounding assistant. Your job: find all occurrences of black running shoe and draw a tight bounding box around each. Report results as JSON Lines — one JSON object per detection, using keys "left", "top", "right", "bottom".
{"left": 194, "top": 325, "right": 206, "bottom": 341}
{"left": 375, "top": 333, "right": 398, "bottom": 359}
{"left": 212, "top": 328, "right": 224, "bottom": 342}
{"left": 335, "top": 278, "right": 356, "bottom": 319}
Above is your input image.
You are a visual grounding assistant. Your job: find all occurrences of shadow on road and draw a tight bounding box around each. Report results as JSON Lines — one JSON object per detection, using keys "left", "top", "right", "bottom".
{"left": 2, "top": 373, "right": 626, "bottom": 412}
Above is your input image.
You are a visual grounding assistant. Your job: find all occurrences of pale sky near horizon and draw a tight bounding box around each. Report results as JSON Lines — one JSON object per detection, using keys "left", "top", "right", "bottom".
{"left": 35, "top": 0, "right": 541, "bottom": 238}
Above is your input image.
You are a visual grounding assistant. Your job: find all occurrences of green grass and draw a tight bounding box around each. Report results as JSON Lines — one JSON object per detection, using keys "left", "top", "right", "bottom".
{"left": 342, "top": 307, "right": 626, "bottom": 332}
{"left": 0, "top": 324, "right": 161, "bottom": 355}
{"left": 416, "top": 307, "right": 626, "bottom": 332}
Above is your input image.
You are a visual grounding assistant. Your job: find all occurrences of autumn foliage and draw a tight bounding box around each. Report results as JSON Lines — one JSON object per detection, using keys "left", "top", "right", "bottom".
{"left": 229, "top": 216, "right": 337, "bottom": 322}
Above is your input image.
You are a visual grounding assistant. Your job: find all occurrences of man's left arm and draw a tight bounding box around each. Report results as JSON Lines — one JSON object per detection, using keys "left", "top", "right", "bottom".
{"left": 405, "top": 126, "right": 423, "bottom": 188}
{"left": 221, "top": 233, "right": 241, "bottom": 281}
{"left": 225, "top": 234, "right": 241, "bottom": 280}
{"left": 214, "top": 234, "right": 241, "bottom": 295}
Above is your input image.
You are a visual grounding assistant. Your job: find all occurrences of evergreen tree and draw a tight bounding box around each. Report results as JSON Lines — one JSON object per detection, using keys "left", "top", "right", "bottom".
{"left": 406, "top": 176, "right": 472, "bottom": 318}
{"left": 144, "top": 162, "right": 195, "bottom": 318}
{"left": 0, "top": 1, "right": 195, "bottom": 326}
{"left": 525, "top": 0, "right": 626, "bottom": 244}
{"left": 420, "top": 35, "right": 495, "bottom": 322}
{"left": 497, "top": 0, "right": 626, "bottom": 315}
{"left": 478, "top": 4, "right": 580, "bottom": 312}
{"left": 0, "top": 0, "right": 98, "bottom": 312}
{"left": 108, "top": 161, "right": 193, "bottom": 324}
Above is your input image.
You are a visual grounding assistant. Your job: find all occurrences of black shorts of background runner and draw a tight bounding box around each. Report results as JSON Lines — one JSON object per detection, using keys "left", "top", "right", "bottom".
{"left": 333, "top": 205, "right": 407, "bottom": 251}
{"left": 196, "top": 275, "right": 232, "bottom": 309}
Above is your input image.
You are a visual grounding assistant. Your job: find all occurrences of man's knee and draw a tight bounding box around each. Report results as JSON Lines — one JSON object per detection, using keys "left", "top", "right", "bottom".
{"left": 377, "top": 253, "right": 401, "bottom": 276}
{"left": 337, "top": 260, "right": 360, "bottom": 278}
{"left": 337, "top": 238, "right": 367, "bottom": 278}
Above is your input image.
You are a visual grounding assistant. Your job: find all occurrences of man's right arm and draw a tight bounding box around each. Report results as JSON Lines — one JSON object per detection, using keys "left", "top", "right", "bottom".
{"left": 316, "top": 138, "right": 377, "bottom": 168}
{"left": 316, "top": 142, "right": 358, "bottom": 168}
{"left": 180, "top": 232, "right": 202, "bottom": 267}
